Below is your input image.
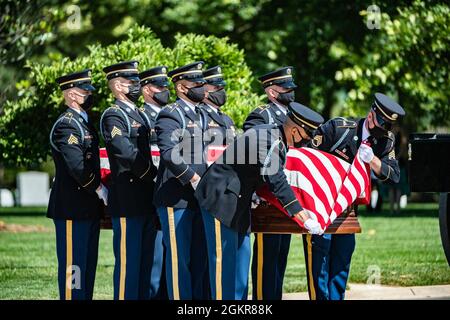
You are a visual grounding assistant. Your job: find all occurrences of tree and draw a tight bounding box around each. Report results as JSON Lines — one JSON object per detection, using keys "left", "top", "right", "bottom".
{"left": 335, "top": 1, "right": 450, "bottom": 130}
{"left": 0, "top": 26, "right": 261, "bottom": 167}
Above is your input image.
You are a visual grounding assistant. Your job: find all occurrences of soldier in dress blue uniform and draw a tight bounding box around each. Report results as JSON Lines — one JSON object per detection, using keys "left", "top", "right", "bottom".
{"left": 201, "top": 66, "right": 236, "bottom": 162}
{"left": 100, "top": 61, "right": 157, "bottom": 300}
{"left": 243, "top": 67, "right": 297, "bottom": 300}
{"left": 154, "top": 61, "right": 210, "bottom": 300}
{"left": 48, "top": 70, "right": 108, "bottom": 300}
{"left": 303, "top": 93, "right": 406, "bottom": 300}
{"left": 195, "top": 102, "right": 325, "bottom": 300}
{"left": 139, "top": 66, "right": 171, "bottom": 300}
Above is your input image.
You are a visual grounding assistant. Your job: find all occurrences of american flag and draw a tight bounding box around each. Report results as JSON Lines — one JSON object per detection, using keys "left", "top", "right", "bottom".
{"left": 99, "top": 147, "right": 160, "bottom": 185}
{"left": 99, "top": 144, "right": 225, "bottom": 182}
{"left": 257, "top": 146, "right": 371, "bottom": 233}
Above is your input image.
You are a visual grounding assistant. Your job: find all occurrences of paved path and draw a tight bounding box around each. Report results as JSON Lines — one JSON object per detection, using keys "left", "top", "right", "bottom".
{"left": 282, "top": 284, "right": 450, "bottom": 300}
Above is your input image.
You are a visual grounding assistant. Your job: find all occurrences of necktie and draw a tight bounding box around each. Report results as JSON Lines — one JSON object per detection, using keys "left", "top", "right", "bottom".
{"left": 195, "top": 105, "right": 204, "bottom": 130}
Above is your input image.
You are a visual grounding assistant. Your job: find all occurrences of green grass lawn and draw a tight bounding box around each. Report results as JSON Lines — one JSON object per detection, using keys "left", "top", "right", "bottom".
{"left": 0, "top": 203, "right": 449, "bottom": 299}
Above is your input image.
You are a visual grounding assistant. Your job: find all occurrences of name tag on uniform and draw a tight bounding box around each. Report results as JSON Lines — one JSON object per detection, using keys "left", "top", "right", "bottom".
{"left": 208, "top": 120, "right": 220, "bottom": 128}
{"left": 187, "top": 120, "right": 197, "bottom": 128}
{"left": 335, "top": 149, "right": 349, "bottom": 161}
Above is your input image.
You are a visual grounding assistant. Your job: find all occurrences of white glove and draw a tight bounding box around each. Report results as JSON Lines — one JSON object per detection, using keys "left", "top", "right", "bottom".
{"left": 251, "top": 193, "right": 261, "bottom": 209}
{"left": 190, "top": 177, "right": 200, "bottom": 190}
{"left": 96, "top": 183, "right": 108, "bottom": 206}
{"left": 304, "top": 219, "right": 323, "bottom": 235}
{"left": 359, "top": 144, "right": 374, "bottom": 163}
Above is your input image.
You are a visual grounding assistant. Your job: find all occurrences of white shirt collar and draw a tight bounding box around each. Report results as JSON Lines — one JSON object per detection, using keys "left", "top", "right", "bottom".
{"left": 273, "top": 101, "right": 288, "bottom": 115}
{"left": 362, "top": 119, "right": 370, "bottom": 141}
{"left": 119, "top": 99, "right": 136, "bottom": 110}
{"left": 205, "top": 102, "right": 219, "bottom": 113}
{"left": 145, "top": 102, "right": 161, "bottom": 114}
{"left": 180, "top": 98, "right": 196, "bottom": 112}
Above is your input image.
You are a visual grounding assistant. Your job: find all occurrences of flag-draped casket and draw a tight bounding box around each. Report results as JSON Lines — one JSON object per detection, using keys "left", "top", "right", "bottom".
{"left": 99, "top": 146, "right": 368, "bottom": 233}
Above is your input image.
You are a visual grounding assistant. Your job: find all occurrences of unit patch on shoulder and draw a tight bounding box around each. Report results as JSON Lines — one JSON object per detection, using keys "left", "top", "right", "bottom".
{"left": 312, "top": 135, "right": 323, "bottom": 147}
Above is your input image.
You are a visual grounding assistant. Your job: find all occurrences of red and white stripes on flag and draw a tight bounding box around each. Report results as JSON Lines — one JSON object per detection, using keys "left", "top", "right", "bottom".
{"left": 257, "top": 146, "right": 371, "bottom": 233}
{"left": 99, "top": 147, "right": 160, "bottom": 184}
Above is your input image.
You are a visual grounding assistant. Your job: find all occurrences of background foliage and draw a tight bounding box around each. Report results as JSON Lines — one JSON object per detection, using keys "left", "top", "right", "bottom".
{"left": 0, "top": 26, "right": 260, "bottom": 167}
{"left": 1, "top": 0, "right": 449, "bottom": 170}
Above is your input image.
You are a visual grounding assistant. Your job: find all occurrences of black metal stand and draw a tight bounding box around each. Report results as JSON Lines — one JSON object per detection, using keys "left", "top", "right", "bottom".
{"left": 439, "top": 193, "right": 450, "bottom": 266}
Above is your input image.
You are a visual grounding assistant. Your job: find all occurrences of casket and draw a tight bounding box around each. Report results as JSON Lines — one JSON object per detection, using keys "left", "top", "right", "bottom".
{"left": 101, "top": 204, "right": 361, "bottom": 234}
{"left": 99, "top": 146, "right": 362, "bottom": 234}
{"left": 250, "top": 202, "right": 361, "bottom": 234}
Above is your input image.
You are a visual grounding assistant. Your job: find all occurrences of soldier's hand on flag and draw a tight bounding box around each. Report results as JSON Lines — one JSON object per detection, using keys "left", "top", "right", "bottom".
{"left": 303, "top": 218, "right": 323, "bottom": 235}
{"left": 96, "top": 183, "right": 108, "bottom": 206}
{"left": 251, "top": 192, "right": 261, "bottom": 209}
{"left": 294, "top": 210, "right": 323, "bottom": 235}
{"left": 190, "top": 173, "right": 201, "bottom": 190}
{"left": 359, "top": 144, "right": 374, "bottom": 163}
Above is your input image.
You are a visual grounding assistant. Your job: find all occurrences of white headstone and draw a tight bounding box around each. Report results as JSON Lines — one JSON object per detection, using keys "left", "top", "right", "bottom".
{"left": 0, "top": 189, "right": 15, "bottom": 207}
{"left": 17, "top": 171, "right": 49, "bottom": 206}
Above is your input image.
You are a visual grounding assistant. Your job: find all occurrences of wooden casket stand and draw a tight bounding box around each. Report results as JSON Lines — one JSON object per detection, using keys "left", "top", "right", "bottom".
{"left": 101, "top": 203, "right": 361, "bottom": 234}
{"left": 251, "top": 202, "right": 361, "bottom": 234}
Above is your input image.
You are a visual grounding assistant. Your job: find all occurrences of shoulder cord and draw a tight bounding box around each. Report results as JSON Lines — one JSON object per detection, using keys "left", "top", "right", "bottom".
{"left": 49, "top": 116, "right": 85, "bottom": 152}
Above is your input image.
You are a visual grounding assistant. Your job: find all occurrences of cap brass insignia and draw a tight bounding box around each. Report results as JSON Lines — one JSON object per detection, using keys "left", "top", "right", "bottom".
{"left": 392, "top": 113, "right": 398, "bottom": 120}
{"left": 287, "top": 68, "right": 292, "bottom": 75}
{"left": 217, "top": 67, "right": 222, "bottom": 73}
{"left": 312, "top": 135, "right": 323, "bottom": 148}
{"left": 88, "top": 70, "right": 92, "bottom": 77}
{"left": 111, "top": 126, "right": 122, "bottom": 138}
{"left": 197, "top": 63, "right": 202, "bottom": 69}
{"left": 162, "top": 67, "right": 167, "bottom": 74}
{"left": 68, "top": 134, "right": 79, "bottom": 145}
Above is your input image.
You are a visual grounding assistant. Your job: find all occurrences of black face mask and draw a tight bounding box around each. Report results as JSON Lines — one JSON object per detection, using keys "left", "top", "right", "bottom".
{"left": 276, "top": 90, "right": 295, "bottom": 106}
{"left": 153, "top": 89, "right": 170, "bottom": 106}
{"left": 292, "top": 128, "right": 311, "bottom": 148}
{"left": 80, "top": 94, "right": 94, "bottom": 111}
{"left": 125, "top": 83, "right": 141, "bottom": 103}
{"left": 207, "top": 88, "right": 227, "bottom": 107}
{"left": 368, "top": 124, "right": 387, "bottom": 138}
{"left": 186, "top": 85, "right": 205, "bottom": 103}
{"left": 293, "top": 137, "right": 309, "bottom": 148}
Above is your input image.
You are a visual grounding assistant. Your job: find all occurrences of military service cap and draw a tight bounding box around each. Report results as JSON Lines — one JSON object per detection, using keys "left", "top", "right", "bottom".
{"left": 168, "top": 61, "right": 206, "bottom": 83}
{"left": 258, "top": 66, "right": 297, "bottom": 89}
{"left": 139, "top": 66, "right": 169, "bottom": 87}
{"left": 103, "top": 61, "right": 139, "bottom": 81}
{"left": 56, "top": 69, "right": 95, "bottom": 91}
{"left": 287, "top": 102, "right": 324, "bottom": 135}
{"left": 372, "top": 93, "right": 406, "bottom": 123}
{"left": 203, "top": 66, "right": 226, "bottom": 87}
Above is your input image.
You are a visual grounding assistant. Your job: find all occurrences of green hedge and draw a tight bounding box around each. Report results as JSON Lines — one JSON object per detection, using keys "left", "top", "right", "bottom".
{"left": 0, "top": 25, "right": 263, "bottom": 167}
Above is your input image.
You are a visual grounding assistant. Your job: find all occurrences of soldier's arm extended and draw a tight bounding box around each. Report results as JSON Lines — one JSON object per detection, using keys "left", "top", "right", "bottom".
{"left": 155, "top": 108, "right": 196, "bottom": 185}
{"left": 242, "top": 106, "right": 269, "bottom": 132}
{"left": 372, "top": 134, "right": 400, "bottom": 183}
{"left": 261, "top": 137, "right": 303, "bottom": 217}
{"left": 52, "top": 120, "right": 100, "bottom": 193}
{"left": 102, "top": 110, "right": 153, "bottom": 180}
